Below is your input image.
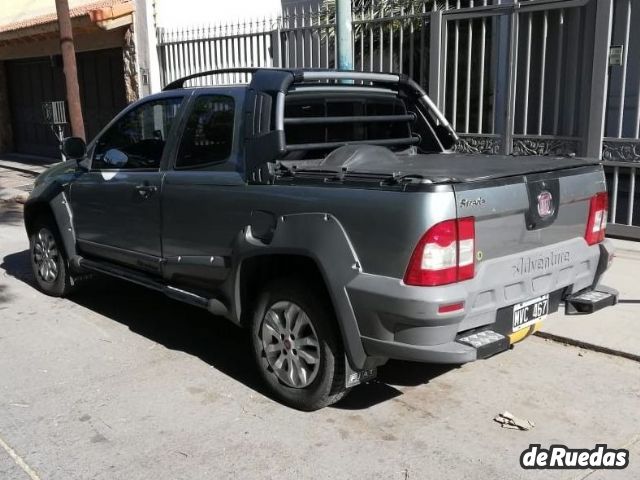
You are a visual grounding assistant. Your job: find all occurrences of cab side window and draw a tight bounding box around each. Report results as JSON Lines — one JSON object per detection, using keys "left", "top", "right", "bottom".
{"left": 176, "top": 95, "right": 235, "bottom": 169}
{"left": 93, "top": 98, "right": 183, "bottom": 170}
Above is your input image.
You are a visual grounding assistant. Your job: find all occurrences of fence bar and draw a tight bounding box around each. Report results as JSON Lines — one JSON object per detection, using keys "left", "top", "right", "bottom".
{"left": 464, "top": 16, "right": 473, "bottom": 133}
{"left": 585, "top": 0, "right": 614, "bottom": 158}
{"left": 553, "top": 10, "right": 564, "bottom": 134}
{"left": 409, "top": 4, "right": 414, "bottom": 78}
{"left": 628, "top": 167, "right": 636, "bottom": 225}
{"left": 308, "top": 8, "right": 314, "bottom": 69}
{"left": 378, "top": 11, "right": 383, "bottom": 71}
{"left": 522, "top": 12, "right": 532, "bottom": 134}
{"left": 503, "top": 9, "right": 519, "bottom": 155}
{"left": 420, "top": 7, "right": 428, "bottom": 89}
{"left": 368, "top": 5, "right": 374, "bottom": 71}
{"left": 617, "top": 0, "right": 631, "bottom": 138}
{"left": 429, "top": 10, "right": 442, "bottom": 105}
{"left": 326, "top": 8, "right": 331, "bottom": 68}
{"left": 359, "top": 7, "right": 364, "bottom": 71}
{"left": 452, "top": 18, "right": 460, "bottom": 129}
{"left": 478, "top": 14, "right": 486, "bottom": 133}
{"left": 389, "top": 13, "right": 394, "bottom": 72}
{"left": 612, "top": 166, "right": 619, "bottom": 223}
{"left": 537, "top": 11, "right": 548, "bottom": 135}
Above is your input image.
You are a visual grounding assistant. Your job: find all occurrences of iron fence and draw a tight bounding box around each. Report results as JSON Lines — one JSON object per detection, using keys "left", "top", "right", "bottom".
{"left": 156, "top": 0, "right": 640, "bottom": 238}
{"left": 601, "top": 0, "right": 640, "bottom": 238}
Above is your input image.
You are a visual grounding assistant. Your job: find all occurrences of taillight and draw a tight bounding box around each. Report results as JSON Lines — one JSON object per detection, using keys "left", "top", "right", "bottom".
{"left": 404, "top": 217, "right": 476, "bottom": 286}
{"left": 585, "top": 192, "right": 608, "bottom": 245}
{"left": 457, "top": 217, "right": 475, "bottom": 281}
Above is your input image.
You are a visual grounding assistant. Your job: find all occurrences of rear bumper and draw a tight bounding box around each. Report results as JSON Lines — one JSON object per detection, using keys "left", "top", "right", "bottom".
{"left": 348, "top": 238, "right": 616, "bottom": 364}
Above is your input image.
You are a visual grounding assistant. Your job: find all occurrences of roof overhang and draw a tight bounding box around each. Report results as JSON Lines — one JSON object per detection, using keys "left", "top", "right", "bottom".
{"left": 0, "top": 0, "right": 134, "bottom": 47}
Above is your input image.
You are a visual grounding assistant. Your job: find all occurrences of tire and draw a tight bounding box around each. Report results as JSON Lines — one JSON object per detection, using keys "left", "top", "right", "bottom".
{"left": 29, "top": 216, "right": 74, "bottom": 297}
{"left": 250, "top": 277, "right": 348, "bottom": 411}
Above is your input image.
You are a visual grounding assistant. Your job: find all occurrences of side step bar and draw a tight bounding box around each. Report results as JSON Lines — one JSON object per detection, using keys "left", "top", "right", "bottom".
{"left": 79, "top": 258, "right": 229, "bottom": 317}
{"left": 564, "top": 285, "right": 618, "bottom": 315}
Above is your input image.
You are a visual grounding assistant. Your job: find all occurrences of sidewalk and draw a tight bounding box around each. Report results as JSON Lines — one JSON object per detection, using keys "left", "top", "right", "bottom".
{"left": 538, "top": 239, "right": 640, "bottom": 360}
{"left": 0, "top": 154, "right": 57, "bottom": 202}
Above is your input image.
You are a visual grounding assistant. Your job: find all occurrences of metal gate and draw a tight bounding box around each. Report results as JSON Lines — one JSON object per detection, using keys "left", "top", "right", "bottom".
{"left": 439, "top": 0, "right": 597, "bottom": 159}
{"left": 6, "top": 48, "right": 127, "bottom": 157}
{"left": 602, "top": 0, "right": 640, "bottom": 238}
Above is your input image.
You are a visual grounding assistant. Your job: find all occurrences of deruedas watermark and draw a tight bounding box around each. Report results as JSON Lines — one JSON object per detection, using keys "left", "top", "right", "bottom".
{"left": 520, "top": 444, "right": 629, "bottom": 470}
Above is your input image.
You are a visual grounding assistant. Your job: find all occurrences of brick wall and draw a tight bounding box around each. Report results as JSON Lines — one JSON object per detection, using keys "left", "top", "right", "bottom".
{"left": 0, "top": 61, "right": 14, "bottom": 153}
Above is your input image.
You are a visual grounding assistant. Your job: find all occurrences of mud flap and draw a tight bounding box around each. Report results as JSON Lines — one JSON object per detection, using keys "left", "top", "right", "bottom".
{"left": 344, "top": 355, "right": 377, "bottom": 388}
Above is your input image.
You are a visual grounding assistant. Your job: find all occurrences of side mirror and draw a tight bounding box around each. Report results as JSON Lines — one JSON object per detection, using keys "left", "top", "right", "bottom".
{"left": 434, "top": 124, "right": 458, "bottom": 151}
{"left": 61, "top": 136, "right": 86, "bottom": 160}
{"left": 103, "top": 148, "right": 129, "bottom": 168}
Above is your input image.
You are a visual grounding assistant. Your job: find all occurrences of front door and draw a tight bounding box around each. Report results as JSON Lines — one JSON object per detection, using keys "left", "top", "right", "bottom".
{"left": 70, "top": 96, "right": 184, "bottom": 274}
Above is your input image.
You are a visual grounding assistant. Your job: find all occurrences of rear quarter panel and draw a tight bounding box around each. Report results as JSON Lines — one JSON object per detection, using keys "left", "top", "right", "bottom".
{"left": 248, "top": 184, "right": 458, "bottom": 279}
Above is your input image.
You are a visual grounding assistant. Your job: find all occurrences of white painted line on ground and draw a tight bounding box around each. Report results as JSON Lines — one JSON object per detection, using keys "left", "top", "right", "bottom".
{"left": 0, "top": 434, "right": 42, "bottom": 480}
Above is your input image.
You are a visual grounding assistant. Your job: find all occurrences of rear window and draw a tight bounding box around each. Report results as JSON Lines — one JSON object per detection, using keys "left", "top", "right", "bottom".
{"left": 176, "top": 95, "right": 234, "bottom": 169}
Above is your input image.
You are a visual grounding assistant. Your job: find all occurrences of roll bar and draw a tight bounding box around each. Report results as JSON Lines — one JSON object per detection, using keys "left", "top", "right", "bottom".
{"left": 163, "top": 68, "right": 458, "bottom": 171}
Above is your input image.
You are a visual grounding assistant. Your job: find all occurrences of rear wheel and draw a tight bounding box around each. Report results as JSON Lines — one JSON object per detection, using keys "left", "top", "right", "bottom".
{"left": 29, "top": 217, "right": 74, "bottom": 297}
{"left": 250, "top": 277, "right": 348, "bottom": 411}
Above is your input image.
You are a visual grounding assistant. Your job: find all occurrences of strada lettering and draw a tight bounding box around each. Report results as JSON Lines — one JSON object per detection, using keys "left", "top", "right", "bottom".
{"left": 512, "top": 251, "right": 570, "bottom": 276}
{"left": 459, "top": 197, "right": 486, "bottom": 208}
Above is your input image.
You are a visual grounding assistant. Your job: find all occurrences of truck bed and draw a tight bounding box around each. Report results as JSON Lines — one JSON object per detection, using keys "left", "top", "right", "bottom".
{"left": 290, "top": 147, "right": 601, "bottom": 184}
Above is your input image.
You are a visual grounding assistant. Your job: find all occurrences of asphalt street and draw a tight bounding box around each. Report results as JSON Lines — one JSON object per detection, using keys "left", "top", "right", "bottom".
{"left": 0, "top": 179, "right": 639, "bottom": 479}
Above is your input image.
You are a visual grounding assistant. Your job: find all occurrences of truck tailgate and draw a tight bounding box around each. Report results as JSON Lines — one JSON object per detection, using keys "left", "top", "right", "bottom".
{"left": 454, "top": 165, "right": 606, "bottom": 262}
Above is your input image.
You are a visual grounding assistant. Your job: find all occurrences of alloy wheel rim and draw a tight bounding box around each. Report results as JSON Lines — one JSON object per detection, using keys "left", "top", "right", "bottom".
{"left": 260, "top": 301, "right": 320, "bottom": 388}
{"left": 33, "top": 228, "right": 59, "bottom": 283}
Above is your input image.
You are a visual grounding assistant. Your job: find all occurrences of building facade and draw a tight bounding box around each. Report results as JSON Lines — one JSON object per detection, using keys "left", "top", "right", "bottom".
{"left": 0, "top": 0, "right": 297, "bottom": 157}
{"left": 0, "top": 0, "right": 157, "bottom": 157}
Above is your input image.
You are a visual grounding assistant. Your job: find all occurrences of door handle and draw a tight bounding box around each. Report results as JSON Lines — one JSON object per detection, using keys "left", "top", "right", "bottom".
{"left": 135, "top": 183, "right": 158, "bottom": 198}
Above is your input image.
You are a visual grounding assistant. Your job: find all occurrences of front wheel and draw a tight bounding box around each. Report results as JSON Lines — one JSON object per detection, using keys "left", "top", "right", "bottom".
{"left": 250, "top": 277, "right": 348, "bottom": 411}
{"left": 29, "top": 217, "right": 74, "bottom": 297}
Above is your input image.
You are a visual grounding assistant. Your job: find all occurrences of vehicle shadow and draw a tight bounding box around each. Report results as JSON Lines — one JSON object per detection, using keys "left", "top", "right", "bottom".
{"left": 335, "top": 361, "right": 455, "bottom": 409}
{"left": 1, "top": 248, "right": 455, "bottom": 410}
{"left": 0, "top": 200, "right": 24, "bottom": 227}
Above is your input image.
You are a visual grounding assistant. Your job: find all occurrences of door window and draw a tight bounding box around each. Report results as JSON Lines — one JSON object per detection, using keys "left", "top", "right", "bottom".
{"left": 176, "top": 95, "right": 235, "bottom": 169}
{"left": 93, "top": 97, "right": 183, "bottom": 170}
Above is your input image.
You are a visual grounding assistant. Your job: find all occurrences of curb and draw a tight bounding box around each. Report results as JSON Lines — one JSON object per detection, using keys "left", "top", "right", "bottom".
{"left": 0, "top": 162, "right": 44, "bottom": 176}
{"left": 534, "top": 331, "right": 640, "bottom": 363}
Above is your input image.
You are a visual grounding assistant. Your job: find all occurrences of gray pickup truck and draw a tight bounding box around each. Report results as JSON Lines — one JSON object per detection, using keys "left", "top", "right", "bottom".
{"left": 25, "top": 68, "right": 617, "bottom": 410}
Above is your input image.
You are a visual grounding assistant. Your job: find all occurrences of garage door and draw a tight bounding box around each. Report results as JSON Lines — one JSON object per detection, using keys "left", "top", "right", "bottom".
{"left": 7, "top": 48, "right": 127, "bottom": 158}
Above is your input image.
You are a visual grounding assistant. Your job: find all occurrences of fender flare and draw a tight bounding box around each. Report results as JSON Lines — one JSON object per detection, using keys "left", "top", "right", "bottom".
{"left": 24, "top": 181, "right": 78, "bottom": 266}
{"left": 229, "top": 212, "right": 368, "bottom": 369}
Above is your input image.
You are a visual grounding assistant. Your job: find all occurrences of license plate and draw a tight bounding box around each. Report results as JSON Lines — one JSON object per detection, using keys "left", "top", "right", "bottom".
{"left": 512, "top": 294, "right": 549, "bottom": 332}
